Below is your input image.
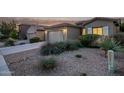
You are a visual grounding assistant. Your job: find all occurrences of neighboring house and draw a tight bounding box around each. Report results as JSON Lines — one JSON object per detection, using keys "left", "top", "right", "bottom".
{"left": 18, "top": 17, "right": 120, "bottom": 43}
{"left": 76, "top": 17, "right": 120, "bottom": 36}
{"left": 19, "top": 24, "right": 46, "bottom": 41}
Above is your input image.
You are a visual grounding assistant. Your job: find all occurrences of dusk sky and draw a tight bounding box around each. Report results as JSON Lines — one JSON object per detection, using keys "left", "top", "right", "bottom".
{"left": 30, "top": 17, "right": 92, "bottom": 21}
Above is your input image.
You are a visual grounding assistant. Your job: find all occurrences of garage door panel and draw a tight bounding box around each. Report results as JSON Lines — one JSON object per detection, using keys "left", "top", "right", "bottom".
{"left": 48, "top": 31, "right": 64, "bottom": 43}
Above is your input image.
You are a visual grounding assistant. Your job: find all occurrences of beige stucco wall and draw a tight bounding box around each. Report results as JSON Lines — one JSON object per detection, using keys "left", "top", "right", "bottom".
{"left": 67, "top": 27, "right": 80, "bottom": 40}
{"left": 36, "top": 31, "right": 45, "bottom": 41}
{"left": 27, "top": 33, "right": 36, "bottom": 39}
{"left": 84, "top": 20, "right": 119, "bottom": 35}
{"left": 46, "top": 26, "right": 80, "bottom": 41}
{"left": 46, "top": 27, "right": 67, "bottom": 42}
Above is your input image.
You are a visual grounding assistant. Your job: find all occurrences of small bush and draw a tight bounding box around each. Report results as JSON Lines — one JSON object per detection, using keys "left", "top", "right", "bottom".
{"left": 30, "top": 37, "right": 40, "bottom": 43}
{"left": 4, "top": 38, "right": 15, "bottom": 46}
{"left": 79, "top": 34, "right": 100, "bottom": 47}
{"left": 54, "top": 42, "right": 66, "bottom": 52}
{"left": 64, "top": 41, "right": 79, "bottom": 51}
{"left": 41, "top": 41, "right": 83, "bottom": 55}
{"left": 41, "top": 44, "right": 63, "bottom": 55}
{"left": 40, "top": 58, "right": 57, "bottom": 70}
{"left": 75, "top": 54, "right": 82, "bottom": 58}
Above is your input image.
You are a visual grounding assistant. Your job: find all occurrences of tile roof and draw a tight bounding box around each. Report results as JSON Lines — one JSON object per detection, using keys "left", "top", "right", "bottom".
{"left": 76, "top": 17, "right": 120, "bottom": 26}
{"left": 46, "top": 23, "right": 81, "bottom": 28}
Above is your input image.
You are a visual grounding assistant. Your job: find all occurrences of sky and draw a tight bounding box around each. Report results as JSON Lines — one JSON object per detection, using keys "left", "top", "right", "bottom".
{"left": 31, "top": 17, "right": 92, "bottom": 21}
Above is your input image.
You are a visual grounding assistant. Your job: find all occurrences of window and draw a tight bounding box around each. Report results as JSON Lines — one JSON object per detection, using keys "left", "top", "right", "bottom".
{"left": 93, "top": 28, "right": 98, "bottom": 34}
{"left": 103, "top": 26, "right": 109, "bottom": 36}
{"left": 93, "top": 27, "right": 103, "bottom": 35}
{"left": 97, "top": 28, "right": 103, "bottom": 35}
{"left": 87, "top": 28, "right": 92, "bottom": 34}
{"left": 82, "top": 29, "right": 86, "bottom": 35}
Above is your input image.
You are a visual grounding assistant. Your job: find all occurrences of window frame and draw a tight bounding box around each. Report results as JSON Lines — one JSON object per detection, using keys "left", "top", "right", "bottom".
{"left": 92, "top": 27, "right": 103, "bottom": 35}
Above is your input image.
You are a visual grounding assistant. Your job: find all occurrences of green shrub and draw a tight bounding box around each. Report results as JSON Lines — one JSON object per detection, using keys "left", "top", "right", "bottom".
{"left": 41, "top": 41, "right": 83, "bottom": 55}
{"left": 75, "top": 54, "right": 82, "bottom": 58}
{"left": 54, "top": 42, "right": 66, "bottom": 52}
{"left": 65, "top": 41, "right": 79, "bottom": 51}
{"left": 79, "top": 34, "right": 100, "bottom": 47}
{"left": 73, "top": 40, "right": 84, "bottom": 48}
{"left": 41, "top": 44, "right": 63, "bottom": 55}
{"left": 4, "top": 38, "right": 15, "bottom": 46}
{"left": 114, "top": 32, "right": 124, "bottom": 45}
{"left": 30, "top": 37, "right": 40, "bottom": 43}
{"left": 100, "top": 38, "right": 122, "bottom": 56}
{"left": 40, "top": 58, "right": 57, "bottom": 70}
{"left": 9, "top": 31, "right": 18, "bottom": 39}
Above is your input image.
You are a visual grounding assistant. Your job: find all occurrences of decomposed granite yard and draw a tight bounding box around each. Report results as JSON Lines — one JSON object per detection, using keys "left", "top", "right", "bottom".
{"left": 4, "top": 48, "right": 124, "bottom": 76}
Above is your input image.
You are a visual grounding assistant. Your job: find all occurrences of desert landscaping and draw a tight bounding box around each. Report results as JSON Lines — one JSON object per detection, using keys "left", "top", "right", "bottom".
{"left": 4, "top": 48, "right": 124, "bottom": 76}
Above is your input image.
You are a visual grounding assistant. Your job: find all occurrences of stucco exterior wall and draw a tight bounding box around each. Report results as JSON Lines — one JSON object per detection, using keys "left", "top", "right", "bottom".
{"left": 19, "top": 25, "right": 31, "bottom": 39}
{"left": 83, "top": 20, "right": 119, "bottom": 35}
{"left": 67, "top": 27, "right": 80, "bottom": 40}
{"left": 36, "top": 31, "right": 45, "bottom": 41}
{"left": 47, "top": 26, "right": 80, "bottom": 41}
{"left": 46, "top": 27, "right": 67, "bottom": 42}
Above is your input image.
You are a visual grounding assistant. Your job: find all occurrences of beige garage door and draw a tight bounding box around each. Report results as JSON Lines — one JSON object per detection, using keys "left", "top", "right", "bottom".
{"left": 48, "top": 31, "right": 64, "bottom": 43}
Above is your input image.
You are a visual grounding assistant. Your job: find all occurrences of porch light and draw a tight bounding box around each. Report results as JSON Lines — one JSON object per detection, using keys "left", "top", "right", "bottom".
{"left": 45, "top": 30, "right": 48, "bottom": 35}
{"left": 63, "top": 28, "right": 67, "bottom": 40}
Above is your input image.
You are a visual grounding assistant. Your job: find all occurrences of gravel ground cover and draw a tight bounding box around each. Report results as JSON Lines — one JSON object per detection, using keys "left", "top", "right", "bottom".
{"left": 5, "top": 48, "right": 124, "bottom": 76}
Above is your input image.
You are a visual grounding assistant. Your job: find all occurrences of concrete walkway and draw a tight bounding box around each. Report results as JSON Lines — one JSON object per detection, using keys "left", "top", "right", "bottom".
{"left": 0, "top": 41, "right": 46, "bottom": 76}
{"left": 0, "top": 42, "right": 46, "bottom": 55}
{"left": 0, "top": 55, "right": 11, "bottom": 76}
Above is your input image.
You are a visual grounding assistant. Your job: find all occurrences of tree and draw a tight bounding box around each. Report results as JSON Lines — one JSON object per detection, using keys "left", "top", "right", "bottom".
{"left": 0, "top": 20, "right": 18, "bottom": 39}
{"left": 9, "top": 31, "right": 18, "bottom": 39}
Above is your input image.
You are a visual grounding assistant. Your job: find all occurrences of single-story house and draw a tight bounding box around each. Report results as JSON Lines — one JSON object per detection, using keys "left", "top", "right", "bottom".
{"left": 18, "top": 17, "right": 120, "bottom": 43}
{"left": 76, "top": 17, "right": 120, "bottom": 36}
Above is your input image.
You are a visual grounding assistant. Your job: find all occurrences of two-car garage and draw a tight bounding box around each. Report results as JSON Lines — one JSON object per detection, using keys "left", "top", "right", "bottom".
{"left": 48, "top": 31, "right": 64, "bottom": 43}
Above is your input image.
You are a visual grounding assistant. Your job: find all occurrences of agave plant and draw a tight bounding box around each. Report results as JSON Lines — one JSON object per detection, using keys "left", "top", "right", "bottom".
{"left": 100, "top": 38, "right": 122, "bottom": 57}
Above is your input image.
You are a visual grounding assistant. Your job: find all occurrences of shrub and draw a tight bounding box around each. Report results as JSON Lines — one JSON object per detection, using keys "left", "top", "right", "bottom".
{"left": 41, "top": 41, "right": 83, "bottom": 55}
{"left": 4, "top": 38, "right": 15, "bottom": 46}
{"left": 79, "top": 34, "right": 100, "bottom": 47}
{"left": 75, "top": 54, "right": 82, "bottom": 58}
{"left": 65, "top": 41, "right": 79, "bottom": 51}
{"left": 41, "top": 44, "right": 63, "bottom": 55}
{"left": 30, "top": 37, "right": 40, "bottom": 43}
{"left": 9, "top": 31, "right": 18, "bottom": 39}
{"left": 54, "top": 42, "right": 66, "bottom": 52}
{"left": 73, "top": 40, "right": 84, "bottom": 48}
{"left": 100, "top": 38, "right": 122, "bottom": 56}
{"left": 40, "top": 58, "right": 57, "bottom": 70}
{"left": 114, "top": 32, "right": 124, "bottom": 45}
